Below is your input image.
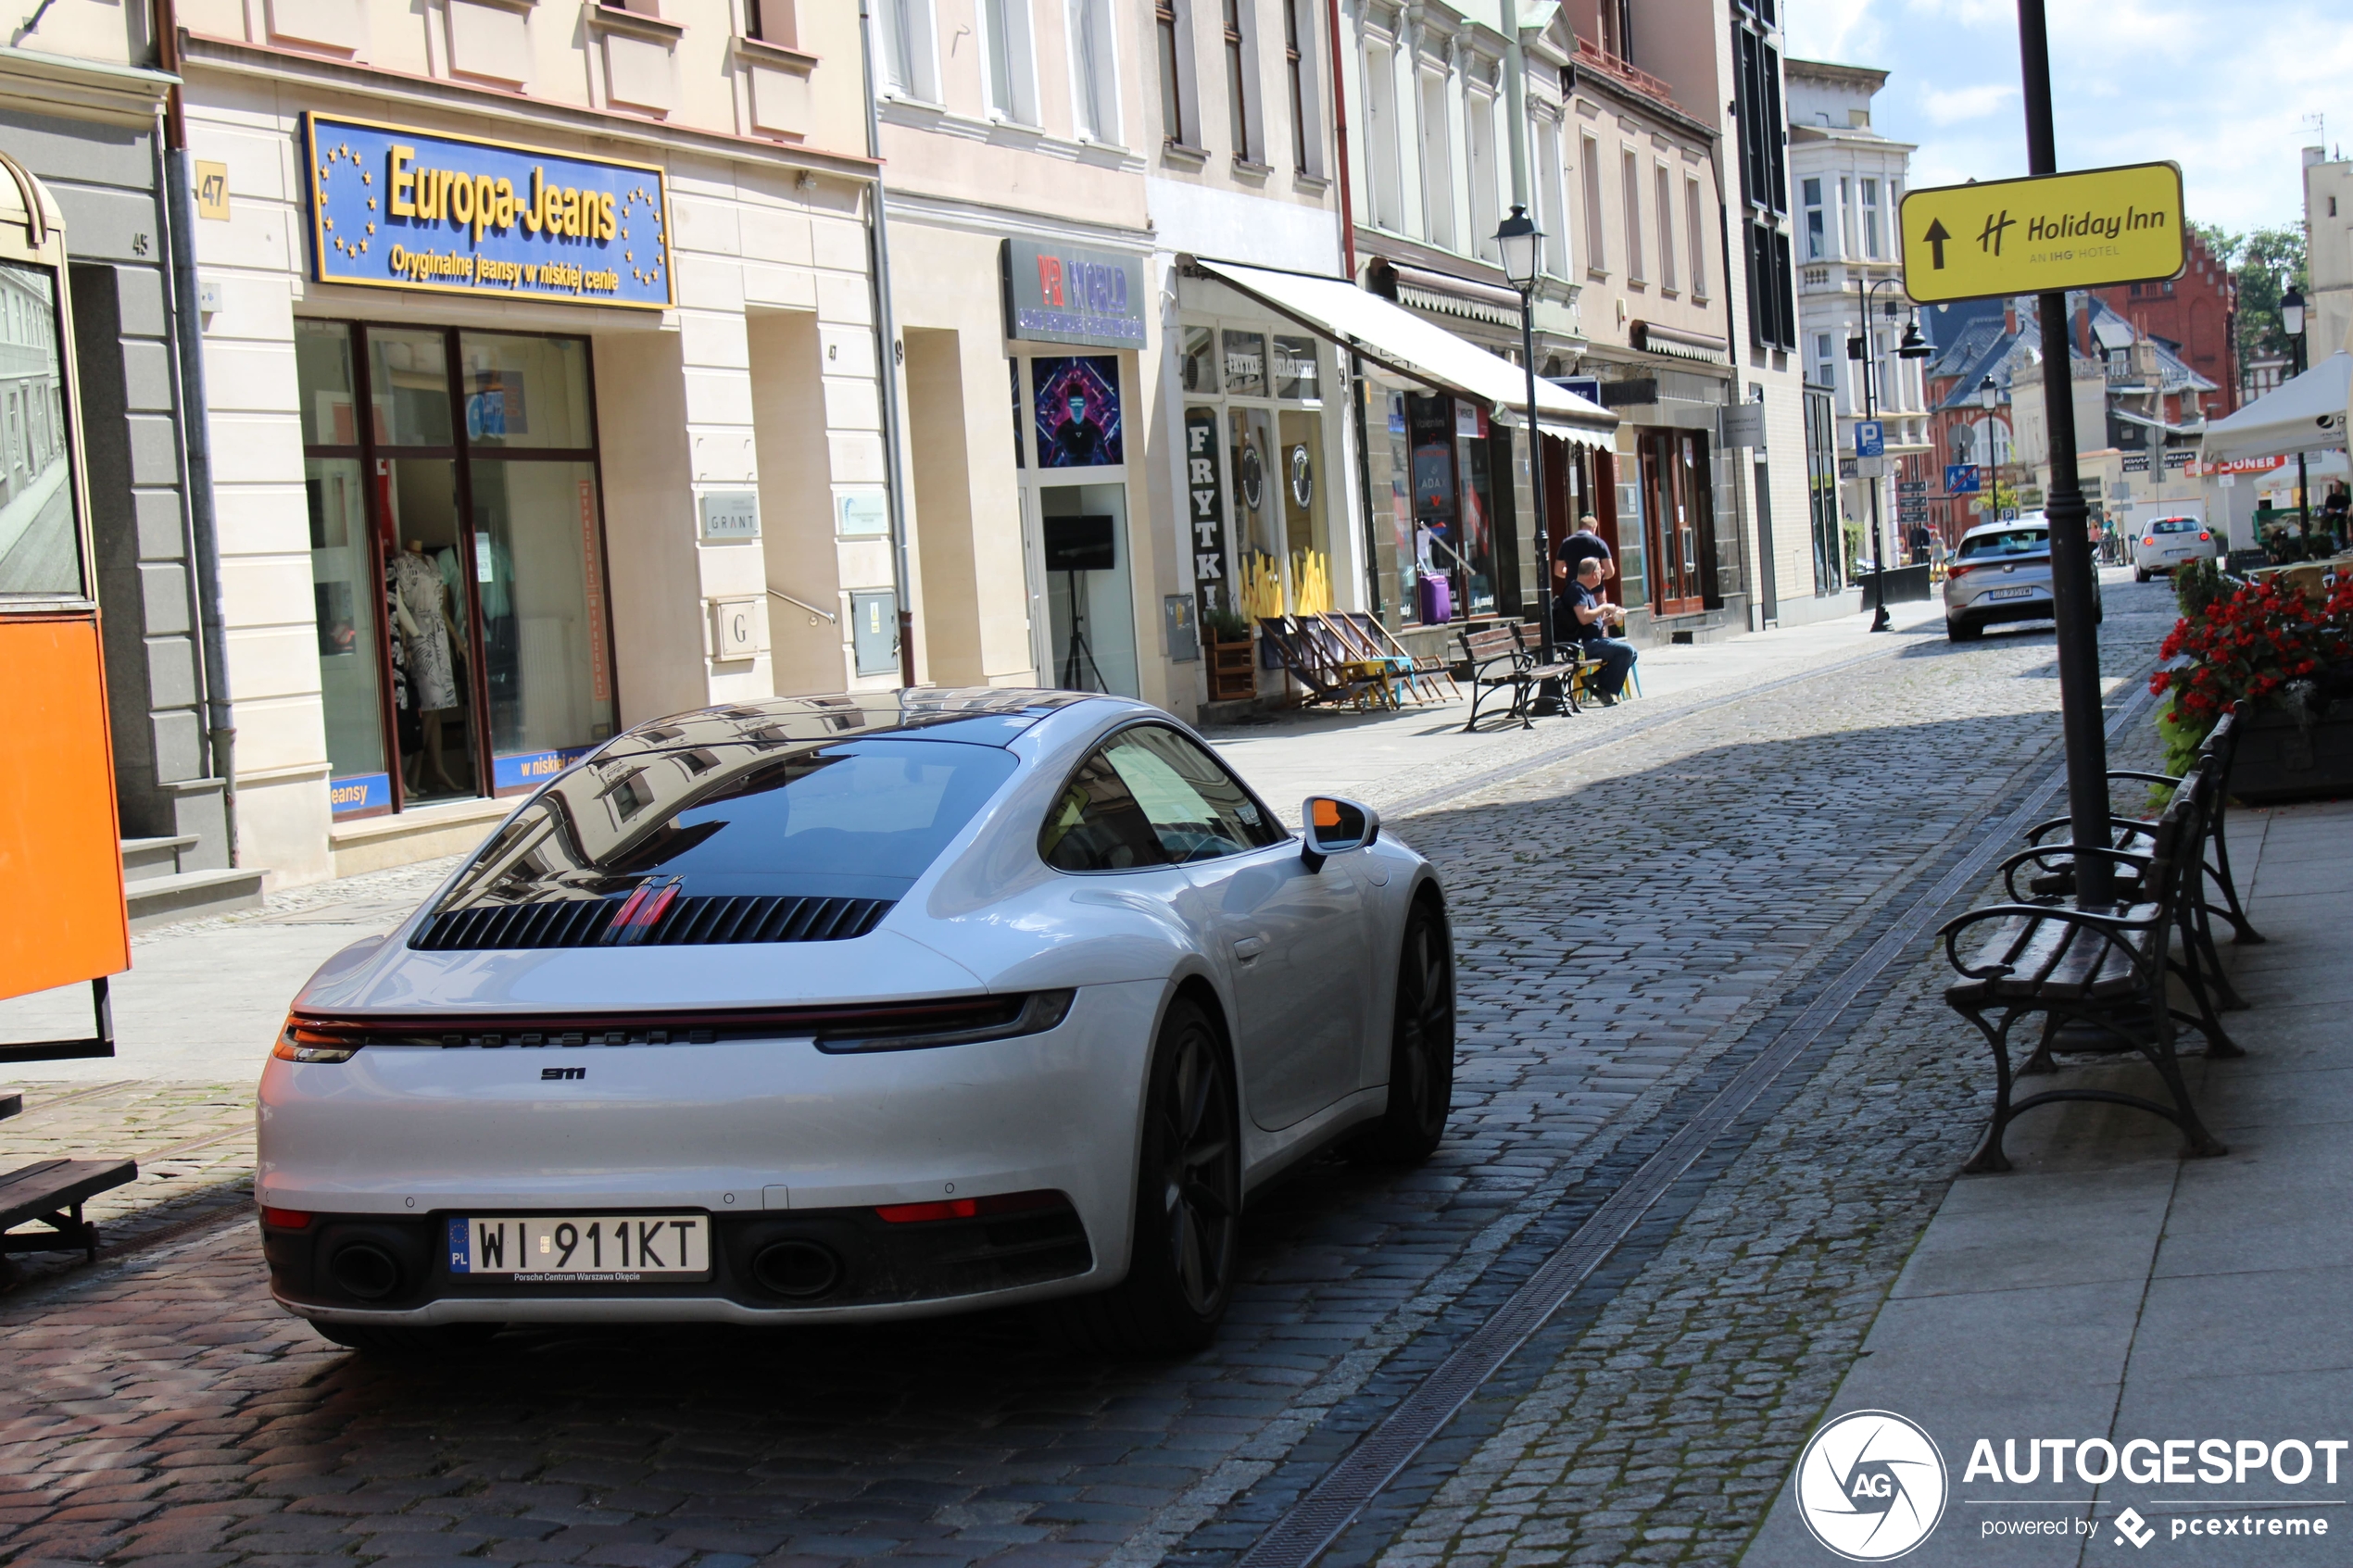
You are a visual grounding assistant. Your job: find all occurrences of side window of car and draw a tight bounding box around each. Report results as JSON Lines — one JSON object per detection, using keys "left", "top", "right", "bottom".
{"left": 1098, "top": 726, "right": 1284, "bottom": 862}
{"left": 1038, "top": 746, "right": 1173, "bottom": 872}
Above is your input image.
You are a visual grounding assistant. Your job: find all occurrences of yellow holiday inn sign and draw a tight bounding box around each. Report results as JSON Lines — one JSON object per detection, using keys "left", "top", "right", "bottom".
{"left": 1899, "top": 161, "right": 2186, "bottom": 305}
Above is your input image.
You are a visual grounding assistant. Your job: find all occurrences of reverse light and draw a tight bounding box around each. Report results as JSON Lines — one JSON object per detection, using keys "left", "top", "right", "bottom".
{"left": 875, "top": 1189, "right": 1068, "bottom": 1224}
{"left": 273, "top": 1018, "right": 362, "bottom": 1063}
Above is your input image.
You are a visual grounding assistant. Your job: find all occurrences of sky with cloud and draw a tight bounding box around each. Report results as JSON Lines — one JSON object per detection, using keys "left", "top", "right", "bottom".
{"left": 1783, "top": 0, "right": 2350, "bottom": 238}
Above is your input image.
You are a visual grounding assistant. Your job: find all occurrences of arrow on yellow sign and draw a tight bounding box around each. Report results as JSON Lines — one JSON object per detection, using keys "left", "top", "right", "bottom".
{"left": 1899, "top": 161, "right": 2186, "bottom": 304}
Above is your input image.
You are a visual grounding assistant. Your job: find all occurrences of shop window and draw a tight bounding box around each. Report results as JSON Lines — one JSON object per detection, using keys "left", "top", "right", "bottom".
{"left": 1181, "top": 325, "right": 1218, "bottom": 394}
{"left": 1041, "top": 482, "right": 1137, "bottom": 696}
{"left": 1221, "top": 330, "right": 1266, "bottom": 397}
{"left": 303, "top": 320, "right": 615, "bottom": 821}
{"left": 1271, "top": 334, "right": 1319, "bottom": 400}
{"left": 1639, "top": 428, "right": 1715, "bottom": 616}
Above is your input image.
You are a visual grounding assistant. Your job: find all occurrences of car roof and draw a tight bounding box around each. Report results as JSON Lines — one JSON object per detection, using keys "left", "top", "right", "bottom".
{"left": 596, "top": 688, "right": 1108, "bottom": 764}
{"left": 1959, "top": 517, "right": 2048, "bottom": 539}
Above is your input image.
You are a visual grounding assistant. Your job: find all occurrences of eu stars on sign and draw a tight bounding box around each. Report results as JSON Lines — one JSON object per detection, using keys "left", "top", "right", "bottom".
{"left": 1900, "top": 161, "right": 2185, "bottom": 305}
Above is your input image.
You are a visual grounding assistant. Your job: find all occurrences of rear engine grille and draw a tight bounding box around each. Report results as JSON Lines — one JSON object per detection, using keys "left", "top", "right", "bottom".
{"left": 411, "top": 894, "right": 893, "bottom": 951}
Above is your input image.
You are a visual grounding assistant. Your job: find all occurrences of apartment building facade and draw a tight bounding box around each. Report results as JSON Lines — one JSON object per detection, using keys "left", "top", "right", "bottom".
{"left": 173, "top": 0, "right": 891, "bottom": 884}
{"left": 1785, "top": 56, "right": 1929, "bottom": 573}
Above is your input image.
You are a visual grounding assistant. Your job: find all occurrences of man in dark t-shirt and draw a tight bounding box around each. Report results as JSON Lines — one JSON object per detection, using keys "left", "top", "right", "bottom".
{"left": 1562, "top": 557, "right": 1637, "bottom": 704}
{"left": 1550, "top": 516, "right": 1613, "bottom": 646}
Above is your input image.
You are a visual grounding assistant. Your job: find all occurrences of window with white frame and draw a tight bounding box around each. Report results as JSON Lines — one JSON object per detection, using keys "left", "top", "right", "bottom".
{"left": 1222, "top": 0, "right": 1249, "bottom": 159}
{"left": 1284, "top": 0, "right": 1319, "bottom": 176}
{"left": 1813, "top": 331, "right": 1836, "bottom": 393}
{"left": 1655, "top": 162, "right": 1677, "bottom": 292}
{"left": 1468, "top": 89, "right": 1501, "bottom": 263}
{"left": 1418, "top": 69, "right": 1453, "bottom": 251}
{"left": 981, "top": 0, "right": 1038, "bottom": 124}
{"left": 1686, "top": 175, "right": 1708, "bottom": 298}
{"left": 1365, "top": 42, "right": 1403, "bottom": 230}
{"left": 1536, "top": 118, "right": 1568, "bottom": 276}
{"left": 1838, "top": 175, "right": 1854, "bottom": 257}
{"left": 1068, "top": 0, "right": 1118, "bottom": 144}
{"left": 878, "top": 0, "right": 937, "bottom": 102}
{"left": 1861, "top": 178, "right": 1881, "bottom": 260}
{"left": 1579, "top": 132, "right": 1606, "bottom": 274}
{"left": 1621, "top": 148, "right": 1644, "bottom": 283}
{"left": 1802, "top": 176, "right": 1825, "bottom": 260}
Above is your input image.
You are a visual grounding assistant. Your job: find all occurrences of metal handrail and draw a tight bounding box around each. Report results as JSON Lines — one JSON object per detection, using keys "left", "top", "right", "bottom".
{"left": 768, "top": 587, "right": 838, "bottom": 624}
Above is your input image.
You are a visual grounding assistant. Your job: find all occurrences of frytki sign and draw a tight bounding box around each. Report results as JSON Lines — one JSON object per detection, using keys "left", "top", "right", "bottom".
{"left": 304, "top": 113, "right": 673, "bottom": 309}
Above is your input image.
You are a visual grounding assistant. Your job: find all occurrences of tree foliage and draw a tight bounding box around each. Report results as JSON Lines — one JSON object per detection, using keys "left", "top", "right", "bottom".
{"left": 2196, "top": 221, "right": 2309, "bottom": 366}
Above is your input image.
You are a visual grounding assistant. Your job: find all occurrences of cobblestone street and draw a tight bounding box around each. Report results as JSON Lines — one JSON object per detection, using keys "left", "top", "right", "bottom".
{"left": 2, "top": 575, "right": 2181, "bottom": 1568}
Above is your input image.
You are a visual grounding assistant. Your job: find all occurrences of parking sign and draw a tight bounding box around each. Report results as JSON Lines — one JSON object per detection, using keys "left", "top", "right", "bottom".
{"left": 1854, "top": 420, "right": 1884, "bottom": 458}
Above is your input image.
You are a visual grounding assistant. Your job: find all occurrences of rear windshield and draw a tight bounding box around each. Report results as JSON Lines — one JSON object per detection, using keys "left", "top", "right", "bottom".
{"left": 440, "top": 738, "right": 1018, "bottom": 909}
{"left": 2151, "top": 519, "right": 2200, "bottom": 534}
{"left": 1957, "top": 528, "right": 2050, "bottom": 559}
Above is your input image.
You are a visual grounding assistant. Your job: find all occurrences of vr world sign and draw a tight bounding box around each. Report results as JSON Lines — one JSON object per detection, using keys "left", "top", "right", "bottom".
{"left": 305, "top": 114, "right": 673, "bottom": 309}
{"left": 1900, "top": 161, "right": 2186, "bottom": 305}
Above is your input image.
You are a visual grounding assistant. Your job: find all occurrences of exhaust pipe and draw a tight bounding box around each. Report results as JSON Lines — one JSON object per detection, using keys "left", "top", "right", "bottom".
{"left": 329, "top": 1242, "right": 402, "bottom": 1300}
{"left": 751, "top": 1239, "right": 841, "bottom": 1299}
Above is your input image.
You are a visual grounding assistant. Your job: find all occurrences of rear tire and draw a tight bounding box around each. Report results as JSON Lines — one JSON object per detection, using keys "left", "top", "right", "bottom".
{"left": 1352, "top": 897, "right": 1454, "bottom": 1164}
{"left": 1946, "top": 616, "right": 1983, "bottom": 643}
{"left": 2133, "top": 567, "right": 2151, "bottom": 583}
{"left": 1050, "top": 996, "right": 1239, "bottom": 1356}
{"left": 312, "top": 1321, "right": 500, "bottom": 1356}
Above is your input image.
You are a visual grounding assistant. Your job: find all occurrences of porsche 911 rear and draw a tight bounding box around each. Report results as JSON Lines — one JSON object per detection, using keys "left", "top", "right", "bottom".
{"left": 258, "top": 977, "right": 1161, "bottom": 1326}
{"left": 255, "top": 692, "right": 1161, "bottom": 1331}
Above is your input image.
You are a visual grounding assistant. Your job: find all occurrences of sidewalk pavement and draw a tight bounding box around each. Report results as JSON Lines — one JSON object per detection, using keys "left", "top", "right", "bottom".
{"left": 0, "top": 596, "right": 1947, "bottom": 1088}
{"left": 1743, "top": 797, "right": 2353, "bottom": 1567}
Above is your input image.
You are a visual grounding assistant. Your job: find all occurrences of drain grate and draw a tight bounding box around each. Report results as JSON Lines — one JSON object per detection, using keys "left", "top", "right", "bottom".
{"left": 1233, "top": 683, "right": 2158, "bottom": 1568}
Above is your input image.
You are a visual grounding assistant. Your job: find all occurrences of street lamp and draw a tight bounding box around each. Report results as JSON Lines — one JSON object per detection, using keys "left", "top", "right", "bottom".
{"left": 1977, "top": 373, "right": 2001, "bottom": 521}
{"left": 2283, "top": 284, "right": 2310, "bottom": 537}
{"left": 1854, "top": 276, "right": 1911, "bottom": 630}
{"left": 1496, "top": 205, "right": 1556, "bottom": 665}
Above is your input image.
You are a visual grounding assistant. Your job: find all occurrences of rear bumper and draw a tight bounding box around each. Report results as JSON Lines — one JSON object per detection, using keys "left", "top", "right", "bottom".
{"left": 1946, "top": 586, "right": 2053, "bottom": 624}
{"left": 263, "top": 1198, "right": 1101, "bottom": 1324}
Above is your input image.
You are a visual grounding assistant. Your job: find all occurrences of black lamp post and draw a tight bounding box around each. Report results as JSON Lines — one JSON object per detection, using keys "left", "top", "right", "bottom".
{"left": 1496, "top": 204, "right": 1554, "bottom": 663}
{"left": 1977, "top": 372, "right": 2002, "bottom": 523}
{"left": 2283, "top": 283, "right": 2310, "bottom": 538}
{"left": 1852, "top": 278, "right": 1929, "bottom": 630}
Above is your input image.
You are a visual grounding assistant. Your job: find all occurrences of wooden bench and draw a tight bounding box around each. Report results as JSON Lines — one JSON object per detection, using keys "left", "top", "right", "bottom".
{"left": 1938, "top": 760, "right": 2236, "bottom": 1173}
{"left": 1, "top": 1157, "right": 139, "bottom": 1285}
{"left": 1456, "top": 623, "right": 1583, "bottom": 732}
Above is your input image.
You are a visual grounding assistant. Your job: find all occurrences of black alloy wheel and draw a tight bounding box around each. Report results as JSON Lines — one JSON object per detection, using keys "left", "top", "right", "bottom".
{"left": 1353, "top": 896, "right": 1454, "bottom": 1164}
{"left": 1051, "top": 996, "right": 1239, "bottom": 1355}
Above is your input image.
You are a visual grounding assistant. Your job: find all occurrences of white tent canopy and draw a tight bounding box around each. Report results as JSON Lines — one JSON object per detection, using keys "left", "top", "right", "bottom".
{"left": 2199, "top": 349, "right": 2352, "bottom": 465}
{"left": 1189, "top": 258, "right": 1618, "bottom": 447}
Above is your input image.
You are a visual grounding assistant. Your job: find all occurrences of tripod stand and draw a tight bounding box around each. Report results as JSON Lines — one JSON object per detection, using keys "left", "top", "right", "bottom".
{"left": 1059, "top": 568, "right": 1107, "bottom": 692}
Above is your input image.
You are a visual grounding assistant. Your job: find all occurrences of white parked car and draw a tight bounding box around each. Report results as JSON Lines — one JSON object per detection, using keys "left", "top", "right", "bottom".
{"left": 258, "top": 691, "right": 1453, "bottom": 1356}
{"left": 2132, "top": 515, "right": 2220, "bottom": 581}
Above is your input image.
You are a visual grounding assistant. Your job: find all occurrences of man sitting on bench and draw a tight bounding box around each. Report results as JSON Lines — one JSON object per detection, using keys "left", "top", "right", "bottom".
{"left": 1563, "top": 557, "right": 1636, "bottom": 705}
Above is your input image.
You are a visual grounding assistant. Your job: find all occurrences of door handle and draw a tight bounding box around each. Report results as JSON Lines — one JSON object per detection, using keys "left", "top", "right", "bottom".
{"left": 1232, "top": 936, "right": 1266, "bottom": 962}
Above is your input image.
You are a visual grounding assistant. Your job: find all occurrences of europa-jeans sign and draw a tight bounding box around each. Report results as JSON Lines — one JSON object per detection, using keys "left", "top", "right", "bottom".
{"left": 304, "top": 113, "right": 673, "bottom": 309}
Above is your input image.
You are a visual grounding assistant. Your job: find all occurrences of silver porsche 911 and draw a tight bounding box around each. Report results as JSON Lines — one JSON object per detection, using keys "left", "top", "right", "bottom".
{"left": 258, "top": 689, "right": 1453, "bottom": 1355}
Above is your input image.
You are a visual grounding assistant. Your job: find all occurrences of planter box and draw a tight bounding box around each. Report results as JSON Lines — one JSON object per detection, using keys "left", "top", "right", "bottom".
{"left": 2232, "top": 705, "right": 2353, "bottom": 805}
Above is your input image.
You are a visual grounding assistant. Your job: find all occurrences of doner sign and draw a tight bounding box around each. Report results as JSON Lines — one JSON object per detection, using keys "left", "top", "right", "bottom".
{"left": 1899, "top": 161, "right": 2185, "bottom": 305}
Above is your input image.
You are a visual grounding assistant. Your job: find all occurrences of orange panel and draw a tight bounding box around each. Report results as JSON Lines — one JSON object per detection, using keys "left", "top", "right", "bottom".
{"left": 0, "top": 615, "right": 129, "bottom": 1001}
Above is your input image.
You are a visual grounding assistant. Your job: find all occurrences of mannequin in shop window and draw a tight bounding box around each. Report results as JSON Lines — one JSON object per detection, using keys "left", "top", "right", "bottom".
{"left": 389, "top": 537, "right": 469, "bottom": 795}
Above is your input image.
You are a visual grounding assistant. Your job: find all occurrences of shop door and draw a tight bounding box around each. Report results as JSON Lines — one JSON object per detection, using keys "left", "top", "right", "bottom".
{"left": 1642, "top": 430, "right": 1708, "bottom": 617}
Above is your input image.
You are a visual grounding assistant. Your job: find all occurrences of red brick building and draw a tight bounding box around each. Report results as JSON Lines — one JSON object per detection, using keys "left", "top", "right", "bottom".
{"left": 2097, "top": 227, "right": 2240, "bottom": 417}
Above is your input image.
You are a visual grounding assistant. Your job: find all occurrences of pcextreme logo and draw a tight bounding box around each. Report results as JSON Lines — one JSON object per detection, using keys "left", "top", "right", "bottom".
{"left": 1795, "top": 1411, "right": 1951, "bottom": 1562}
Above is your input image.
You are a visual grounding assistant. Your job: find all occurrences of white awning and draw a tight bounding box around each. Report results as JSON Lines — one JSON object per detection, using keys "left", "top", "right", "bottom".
{"left": 1189, "top": 257, "right": 1618, "bottom": 446}
{"left": 2199, "top": 349, "right": 2351, "bottom": 465}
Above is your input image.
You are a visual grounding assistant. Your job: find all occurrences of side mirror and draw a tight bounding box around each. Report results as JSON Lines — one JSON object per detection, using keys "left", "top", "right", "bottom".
{"left": 1302, "top": 796, "right": 1378, "bottom": 872}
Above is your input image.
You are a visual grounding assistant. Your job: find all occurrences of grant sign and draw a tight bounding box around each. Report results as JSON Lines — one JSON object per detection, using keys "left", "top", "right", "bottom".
{"left": 305, "top": 113, "right": 673, "bottom": 310}
{"left": 1899, "top": 161, "right": 2185, "bottom": 305}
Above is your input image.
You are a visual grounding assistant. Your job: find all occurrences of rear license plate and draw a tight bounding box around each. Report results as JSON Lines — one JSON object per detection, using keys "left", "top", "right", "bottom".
{"left": 1987, "top": 586, "right": 2036, "bottom": 601}
{"left": 448, "top": 1214, "right": 711, "bottom": 1280}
